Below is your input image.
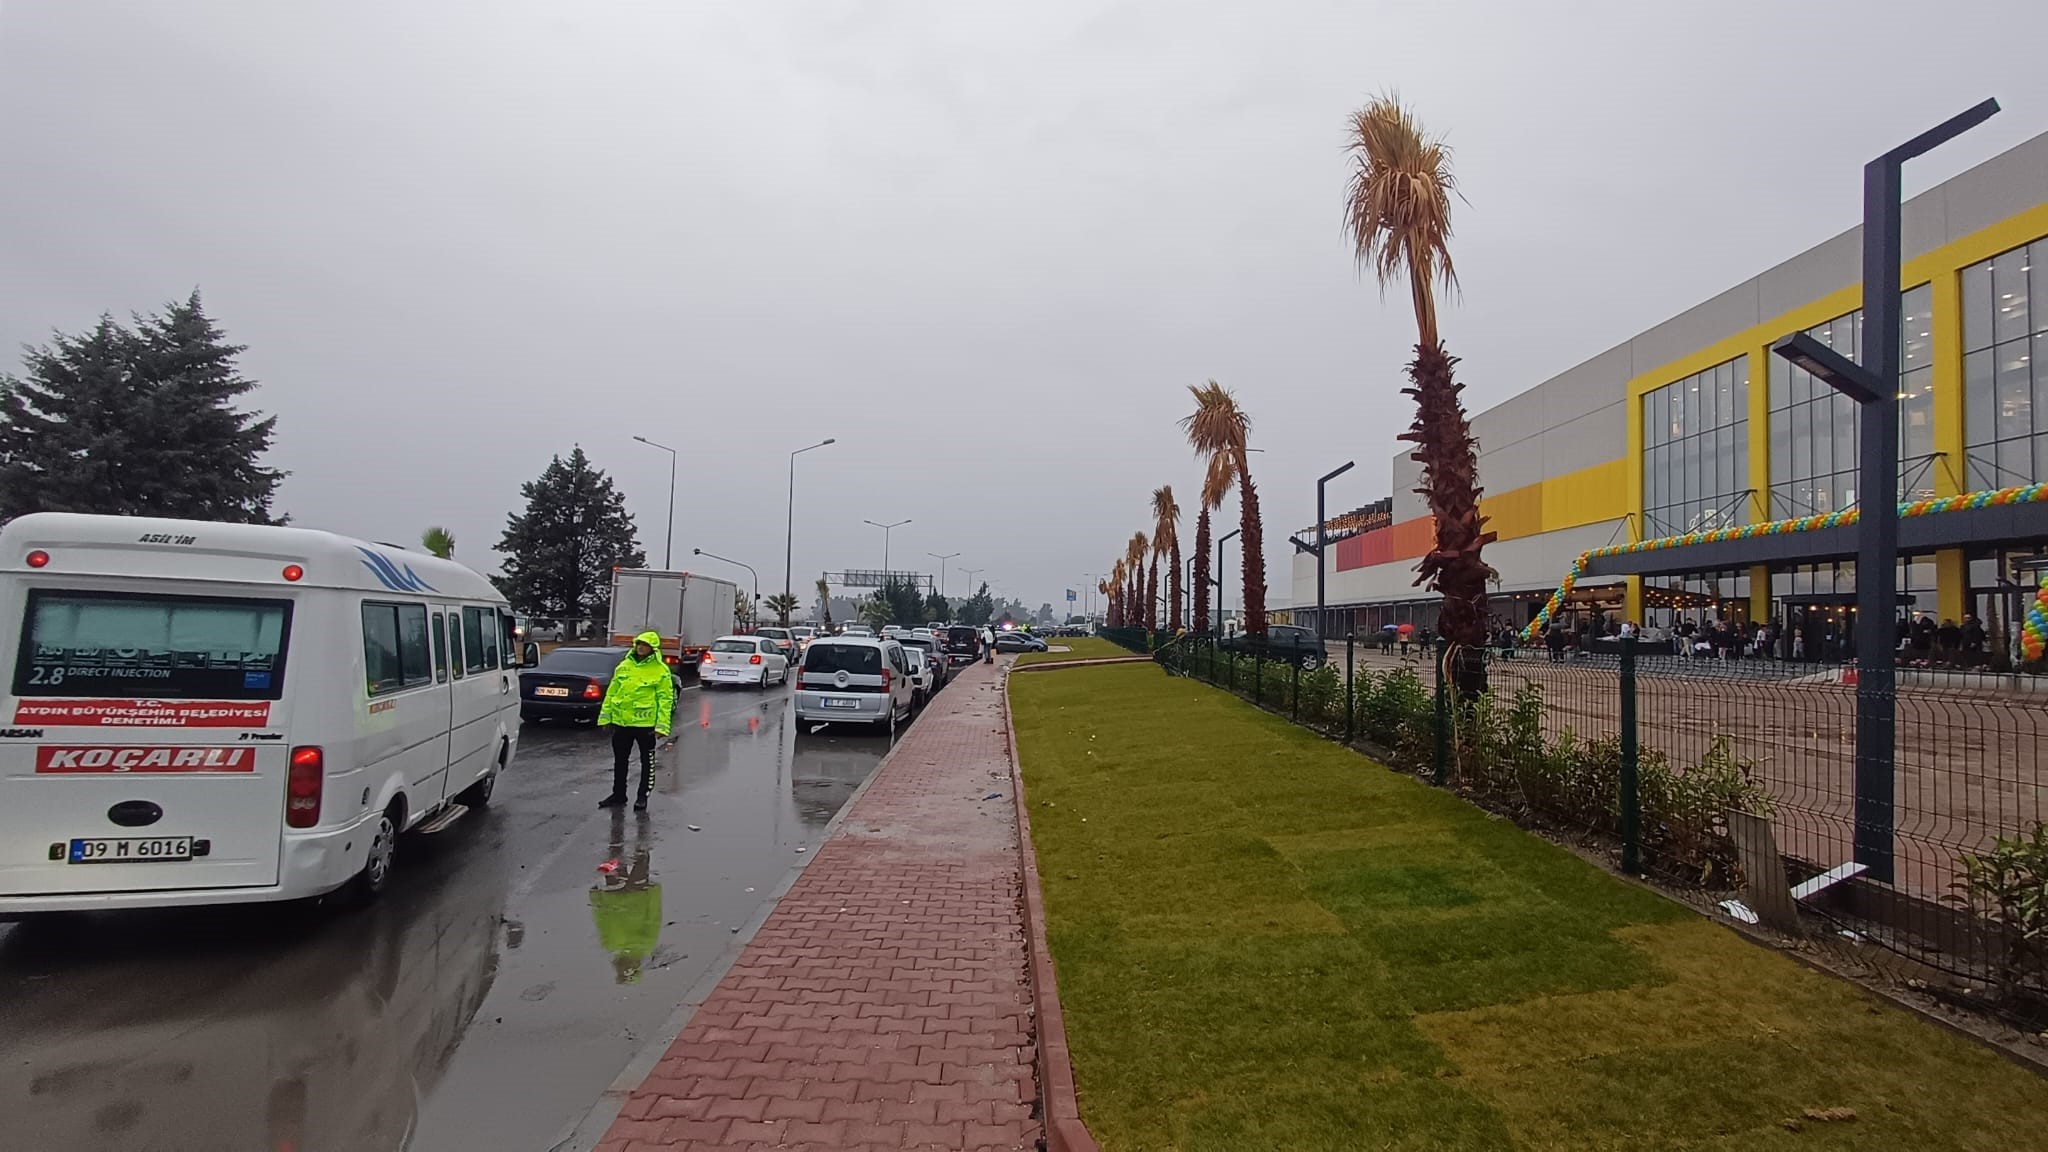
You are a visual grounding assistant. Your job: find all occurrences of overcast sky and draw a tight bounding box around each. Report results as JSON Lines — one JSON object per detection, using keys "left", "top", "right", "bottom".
{"left": 4, "top": 1, "right": 2046, "bottom": 615}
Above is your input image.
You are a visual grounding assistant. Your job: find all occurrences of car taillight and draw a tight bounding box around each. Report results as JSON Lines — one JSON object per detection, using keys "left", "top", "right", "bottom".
{"left": 583, "top": 679, "right": 604, "bottom": 699}
{"left": 700, "top": 652, "right": 714, "bottom": 664}
{"left": 286, "top": 747, "right": 323, "bottom": 828}
{"left": 749, "top": 654, "right": 763, "bottom": 665}
{"left": 881, "top": 668, "right": 892, "bottom": 691}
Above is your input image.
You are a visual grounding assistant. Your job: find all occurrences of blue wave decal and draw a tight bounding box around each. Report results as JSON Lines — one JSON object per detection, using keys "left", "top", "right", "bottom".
{"left": 357, "top": 547, "right": 438, "bottom": 593}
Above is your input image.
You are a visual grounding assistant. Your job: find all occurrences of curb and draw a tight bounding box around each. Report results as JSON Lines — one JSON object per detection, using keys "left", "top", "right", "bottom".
{"left": 546, "top": 682, "right": 929, "bottom": 1152}
{"left": 1009, "top": 655, "right": 1153, "bottom": 673}
{"left": 999, "top": 667, "right": 1103, "bottom": 1152}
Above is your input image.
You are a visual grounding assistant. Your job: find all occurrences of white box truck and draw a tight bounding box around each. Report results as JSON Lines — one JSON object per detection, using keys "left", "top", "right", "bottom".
{"left": 608, "top": 569, "right": 740, "bottom": 665}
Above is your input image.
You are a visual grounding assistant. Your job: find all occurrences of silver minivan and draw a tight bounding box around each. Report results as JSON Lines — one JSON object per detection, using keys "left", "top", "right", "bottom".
{"left": 794, "top": 637, "right": 915, "bottom": 731}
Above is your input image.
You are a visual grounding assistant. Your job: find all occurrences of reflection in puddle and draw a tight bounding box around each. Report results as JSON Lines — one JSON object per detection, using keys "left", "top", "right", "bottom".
{"left": 589, "top": 810, "right": 662, "bottom": 985}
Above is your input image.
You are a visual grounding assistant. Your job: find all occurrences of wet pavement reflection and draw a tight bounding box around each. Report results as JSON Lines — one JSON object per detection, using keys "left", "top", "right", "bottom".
{"left": 0, "top": 678, "right": 903, "bottom": 1152}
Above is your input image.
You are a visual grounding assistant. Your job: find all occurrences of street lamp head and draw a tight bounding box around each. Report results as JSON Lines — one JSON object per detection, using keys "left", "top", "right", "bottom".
{"left": 1771, "top": 333, "right": 1880, "bottom": 405}
{"left": 822, "top": 437, "right": 836, "bottom": 445}
{"left": 692, "top": 547, "right": 702, "bottom": 555}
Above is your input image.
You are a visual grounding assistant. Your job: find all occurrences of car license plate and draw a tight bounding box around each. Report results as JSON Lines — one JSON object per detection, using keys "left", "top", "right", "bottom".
{"left": 535, "top": 686, "right": 571, "bottom": 697}
{"left": 822, "top": 697, "right": 859, "bottom": 709}
{"left": 70, "top": 836, "right": 193, "bottom": 864}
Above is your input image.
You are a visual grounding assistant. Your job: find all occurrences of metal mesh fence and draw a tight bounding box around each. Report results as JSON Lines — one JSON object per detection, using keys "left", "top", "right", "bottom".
{"left": 1155, "top": 632, "right": 2048, "bottom": 1023}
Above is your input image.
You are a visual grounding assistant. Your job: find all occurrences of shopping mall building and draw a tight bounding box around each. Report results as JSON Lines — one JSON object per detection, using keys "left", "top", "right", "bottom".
{"left": 1292, "top": 129, "right": 2048, "bottom": 656}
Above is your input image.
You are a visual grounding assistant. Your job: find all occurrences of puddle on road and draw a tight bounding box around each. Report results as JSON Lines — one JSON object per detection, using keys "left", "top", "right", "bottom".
{"left": 0, "top": 688, "right": 895, "bottom": 1152}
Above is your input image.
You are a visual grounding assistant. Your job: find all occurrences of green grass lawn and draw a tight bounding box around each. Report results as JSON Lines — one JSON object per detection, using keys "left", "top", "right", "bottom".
{"left": 1009, "top": 663, "right": 2048, "bottom": 1151}
{"left": 1014, "top": 635, "right": 1139, "bottom": 665}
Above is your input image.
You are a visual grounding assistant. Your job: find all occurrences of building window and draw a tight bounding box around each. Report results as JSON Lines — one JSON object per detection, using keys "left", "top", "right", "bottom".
{"left": 1765, "top": 284, "right": 1934, "bottom": 516}
{"left": 1962, "top": 238, "right": 2047, "bottom": 490}
{"left": 1642, "top": 355, "right": 1749, "bottom": 538}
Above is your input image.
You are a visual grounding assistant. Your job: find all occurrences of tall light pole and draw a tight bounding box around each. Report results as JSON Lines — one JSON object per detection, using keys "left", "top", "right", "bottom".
{"left": 784, "top": 438, "right": 836, "bottom": 623}
{"left": 863, "top": 518, "right": 910, "bottom": 575}
{"left": 1287, "top": 462, "right": 1356, "bottom": 639}
{"left": 1084, "top": 572, "right": 1104, "bottom": 622}
{"left": 631, "top": 436, "right": 677, "bottom": 569}
{"left": 692, "top": 547, "right": 759, "bottom": 624}
{"left": 1216, "top": 527, "right": 1241, "bottom": 636}
{"left": 928, "top": 552, "right": 959, "bottom": 597}
{"left": 1769, "top": 97, "right": 1997, "bottom": 885}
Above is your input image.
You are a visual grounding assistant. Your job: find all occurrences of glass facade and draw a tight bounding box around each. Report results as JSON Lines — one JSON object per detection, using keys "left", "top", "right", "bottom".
{"left": 1765, "top": 284, "right": 1934, "bottom": 517}
{"left": 1962, "top": 239, "right": 2047, "bottom": 490}
{"left": 1642, "top": 355, "right": 1749, "bottom": 537}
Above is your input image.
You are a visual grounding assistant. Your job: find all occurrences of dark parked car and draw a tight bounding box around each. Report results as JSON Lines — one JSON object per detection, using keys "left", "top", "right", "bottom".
{"left": 943, "top": 625, "right": 983, "bottom": 664}
{"left": 993, "top": 631, "right": 1048, "bottom": 653}
{"left": 519, "top": 646, "right": 684, "bottom": 724}
{"left": 1220, "top": 624, "right": 1324, "bottom": 668}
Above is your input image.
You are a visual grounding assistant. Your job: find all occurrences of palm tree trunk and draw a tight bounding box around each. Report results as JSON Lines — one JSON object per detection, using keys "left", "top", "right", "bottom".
{"left": 1236, "top": 465, "right": 1267, "bottom": 637}
{"left": 1146, "top": 562, "right": 1159, "bottom": 633}
{"left": 1191, "top": 509, "right": 1212, "bottom": 634}
{"left": 1169, "top": 540, "right": 1183, "bottom": 631}
{"left": 1402, "top": 341, "right": 1496, "bottom": 697}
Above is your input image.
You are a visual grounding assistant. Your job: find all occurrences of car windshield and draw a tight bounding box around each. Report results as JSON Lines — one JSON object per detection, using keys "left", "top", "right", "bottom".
{"left": 757, "top": 629, "right": 790, "bottom": 639}
{"left": 803, "top": 644, "right": 882, "bottom": 675}
{"left": 712, "top": 639, "right": 756, "bottom": 653}
{"left": 538, "top": 649, "right": 623, "bottom": 675}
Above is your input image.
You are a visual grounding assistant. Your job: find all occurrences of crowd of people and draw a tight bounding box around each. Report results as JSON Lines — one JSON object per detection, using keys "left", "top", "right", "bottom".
{"left": 1507, "top": 610, "right": 1995, "bottom": 666}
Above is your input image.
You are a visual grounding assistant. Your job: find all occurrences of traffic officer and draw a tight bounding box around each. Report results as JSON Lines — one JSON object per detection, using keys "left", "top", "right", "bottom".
{"left": 597, "top": 631, "right": 675, "bottom": 811}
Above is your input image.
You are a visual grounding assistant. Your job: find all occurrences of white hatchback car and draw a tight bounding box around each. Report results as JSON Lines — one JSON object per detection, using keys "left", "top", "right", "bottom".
{"left": 699, "top": 635, "right": 790, "bottom": 690}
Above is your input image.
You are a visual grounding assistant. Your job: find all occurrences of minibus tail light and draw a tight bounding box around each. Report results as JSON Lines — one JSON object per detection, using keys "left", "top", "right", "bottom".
{"left": 286, "top": 747, "right": 323, "bottom": 828}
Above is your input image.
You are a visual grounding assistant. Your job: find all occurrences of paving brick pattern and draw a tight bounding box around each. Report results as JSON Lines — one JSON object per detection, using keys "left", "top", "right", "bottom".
{"left": 597, "top": 660, "right": 1039, "bottom": 1152}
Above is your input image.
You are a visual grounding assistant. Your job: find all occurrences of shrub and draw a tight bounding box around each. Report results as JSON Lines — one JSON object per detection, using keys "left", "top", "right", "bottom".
{"left": 1952, "top": 823, "right": 2048, "bottom": 995}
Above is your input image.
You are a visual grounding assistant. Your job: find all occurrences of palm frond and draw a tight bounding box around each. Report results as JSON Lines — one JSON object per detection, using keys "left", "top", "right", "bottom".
{"left": 1200, "top": 451, "right": 1236, "bottom": 510}
{"left": 1151, "top": 485, "right": 1180, "bottom": 557}
{"left": 1344, "top": 92, "right": 1459, "bottom": 346}
{"left": 1179, "top": 380, "right": 1250, "bottom": 461}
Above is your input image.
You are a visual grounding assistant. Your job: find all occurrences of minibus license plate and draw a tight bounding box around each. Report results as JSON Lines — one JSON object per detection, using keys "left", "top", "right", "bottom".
{"left": 70, "top": 837, "right": 194, "bottom": 864}
{"left": 534, "top": 687, "right": 571, "bottom": 697}
{"left": 823, "top": 697, "right": 859, "bottom": 709}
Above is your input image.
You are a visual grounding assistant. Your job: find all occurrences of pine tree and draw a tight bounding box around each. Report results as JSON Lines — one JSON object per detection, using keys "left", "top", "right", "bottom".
{"left": 958, "top": 582, "right": 996, "bottom": 626}
{"left": 0, "top": 292, "right": 286, "bottom": 524}
{"left": 495, "top": 447, "right": 646, "bottom": 627}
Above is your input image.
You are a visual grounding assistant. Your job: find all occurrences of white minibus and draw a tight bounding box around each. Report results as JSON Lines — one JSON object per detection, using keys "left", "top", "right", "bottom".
{"left": 0, "top": 513, "right": 529, "bottom": 915}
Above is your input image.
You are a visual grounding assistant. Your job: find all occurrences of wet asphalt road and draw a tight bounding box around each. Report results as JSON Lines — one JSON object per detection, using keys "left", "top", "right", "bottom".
{"left": 0, "top": 673, "right": 923, "bottom": 1152}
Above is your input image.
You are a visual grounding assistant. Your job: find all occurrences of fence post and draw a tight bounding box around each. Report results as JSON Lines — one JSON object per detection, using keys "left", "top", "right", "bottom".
{"left": 1432, "top": 636, "right": 1449, "bottom": 786}
{"left": 1291, "top": 659, "right": 1301, "bottom": 720}
{"left": 1254, "top": 650, "right": 1264, "bottom": 706}
{"left": 1619, "top": 635, "right": 1641, "bottom": 875}
{"left": 1344, "top": 632, "right": 1356, "bottom": 743}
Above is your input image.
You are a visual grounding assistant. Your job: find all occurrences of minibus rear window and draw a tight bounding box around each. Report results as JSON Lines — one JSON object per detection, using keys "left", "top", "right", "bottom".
{"left": 14, "top": 590, "right": 292, "bottom": 701}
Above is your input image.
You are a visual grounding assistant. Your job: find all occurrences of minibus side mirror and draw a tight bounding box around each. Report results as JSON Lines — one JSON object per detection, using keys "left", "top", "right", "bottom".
{"left": 521, "top": 641, "right": 540, "bottom": 668}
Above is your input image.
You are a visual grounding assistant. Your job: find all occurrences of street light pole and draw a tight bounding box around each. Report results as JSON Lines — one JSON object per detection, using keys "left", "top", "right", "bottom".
{"left": 1217, "top": 527, "right": 1241, "bottom": 636}
{"left": 928, "top": 552, "right": 959, "bottom": 598}
{"left": 1769, "top": 97, "right": 1996, "bottom": 885}
{"left": 784, "top": 438, "right": 836, "bottom": 623}
{"left": 863, "top": 518, "right": 911, "bottom": 576}
{"left": 1316, "top": 462, "right": 1355, "bottom": 638}
{"left": 692, "top": 548, "right": 759, "bottom": 624}
{"left": 631, "top": 436, "right": 677, "bottom": 569}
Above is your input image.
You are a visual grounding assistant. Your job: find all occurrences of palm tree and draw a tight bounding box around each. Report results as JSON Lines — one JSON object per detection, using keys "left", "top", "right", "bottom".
{"left": 421, "top": 526, "right": 456, "bottom": 559}
{"left": 1181, "top": 381, "right": 1266, "bottom": 636}
{"left": 1107, "top": 560, "right": 1127, "bottom": 628}
{"left": 1345, "top": 93, "right": 1495, "bottom": 694}
{"left": 1152, "top": 485, "right": 1182, "bottom": 632}
{"left": 1190, "top": 453, "right": 1234, "bottom": 634}
{"left": 764, "top": 592, "right": 800, "bottom": 625}
{"left": 816, "top": 577, "right": 833, "bottom": 630}
{"left": 1126, "top": 532, "right": 1150, "bottom": 631}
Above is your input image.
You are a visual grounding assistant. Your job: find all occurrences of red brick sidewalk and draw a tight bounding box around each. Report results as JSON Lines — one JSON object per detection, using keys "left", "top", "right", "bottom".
{"left": 596, "top": 660, "right": 1039, "bottom": 1152}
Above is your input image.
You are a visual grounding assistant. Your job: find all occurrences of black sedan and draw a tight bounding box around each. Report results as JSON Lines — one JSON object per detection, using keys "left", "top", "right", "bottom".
{"left": 519, "top": 646, "right": 685, "bottom": 724}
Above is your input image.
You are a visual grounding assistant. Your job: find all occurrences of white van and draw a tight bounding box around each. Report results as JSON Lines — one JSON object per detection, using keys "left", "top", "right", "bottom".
{"left": 0, "top": 513, "right": 528, "bottom": 916}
